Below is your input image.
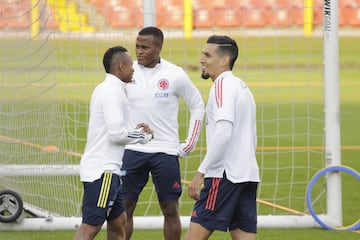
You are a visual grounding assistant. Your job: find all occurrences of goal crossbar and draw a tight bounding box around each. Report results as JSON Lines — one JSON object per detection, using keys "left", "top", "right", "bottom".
{"left": 0, "top": 215, "right": 331, "bottom": 231}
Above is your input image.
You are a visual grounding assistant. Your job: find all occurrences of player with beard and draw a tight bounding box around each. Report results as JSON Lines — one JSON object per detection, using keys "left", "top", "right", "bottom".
{"left": 185, "top": 35, "right": 260, "bottom": 240}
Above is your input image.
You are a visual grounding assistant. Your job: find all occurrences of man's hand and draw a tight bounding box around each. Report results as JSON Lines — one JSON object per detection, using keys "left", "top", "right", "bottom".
{"left": 136, "top": 123, "right": 154, "bottom": 139}
{"left": 188, "top": 172, "right": 204, "bottom": 201}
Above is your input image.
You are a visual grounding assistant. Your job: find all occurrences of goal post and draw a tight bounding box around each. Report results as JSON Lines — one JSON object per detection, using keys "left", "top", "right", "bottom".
{"left": 323, "top": 0, "right": 342, "bottom": 226}
{"left": 0, "top": 0, "right": 345, "bottom": 231}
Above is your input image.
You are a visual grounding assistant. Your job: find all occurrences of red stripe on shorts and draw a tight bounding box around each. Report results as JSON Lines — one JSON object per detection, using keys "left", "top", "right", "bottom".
{"left": 205, "top": 178, "right": 220, "bottom": 211}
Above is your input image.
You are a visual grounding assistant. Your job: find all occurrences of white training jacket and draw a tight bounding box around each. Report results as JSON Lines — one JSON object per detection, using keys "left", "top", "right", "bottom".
{"left": 124, "top": 59, "right": 204, "bottom": 156}
{"left": 80, "top": 74, "right": 152, "bottom": 182}
{"left": 198, "top": 71, "right": 260, "bottom": 183}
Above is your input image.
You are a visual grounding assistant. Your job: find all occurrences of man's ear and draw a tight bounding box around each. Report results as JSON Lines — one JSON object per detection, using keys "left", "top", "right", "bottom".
{"left": 221, "top": 55, "right": 230, "bottom": 68}
{"left": 118, "top": 61, "right": 124, "bottom": 72}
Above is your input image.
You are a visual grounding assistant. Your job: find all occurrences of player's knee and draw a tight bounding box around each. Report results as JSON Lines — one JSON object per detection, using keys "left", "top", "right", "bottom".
{"left": 124, "top": 200, "right": 137, "bottom": 216}
{"left": 160, "top": 201, "right": 179, "bottom": 217}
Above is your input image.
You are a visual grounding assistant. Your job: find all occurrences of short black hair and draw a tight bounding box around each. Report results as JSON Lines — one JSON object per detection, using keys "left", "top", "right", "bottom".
{"left": 206, "top": 35, "right": 238, "bottom": 70}
{"left": 138, "top": 26, "right": 164, "bottom": 47}
{"left": 103, "top": 46, "right": 128, "bottom": 73}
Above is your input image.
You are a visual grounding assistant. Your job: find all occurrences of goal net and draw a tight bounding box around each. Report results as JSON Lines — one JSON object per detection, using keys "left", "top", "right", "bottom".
{"left": 0, "top": 0, "right": 345, "bottom": 230}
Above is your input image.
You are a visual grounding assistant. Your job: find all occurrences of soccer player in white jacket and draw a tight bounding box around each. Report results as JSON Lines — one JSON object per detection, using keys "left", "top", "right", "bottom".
{"left": 75, "top": 46, "right": 153, "bottom": 240}
{"left": 121, "top": 27, "right": 205, "bottom": 240}
{"left": 185, "top": 36, "right": 260, "bottom": 240}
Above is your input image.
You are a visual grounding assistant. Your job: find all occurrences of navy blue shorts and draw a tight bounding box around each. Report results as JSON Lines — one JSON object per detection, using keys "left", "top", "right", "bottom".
{"left": 121, "top": 149, "right": 182, "bottom": 202}
{"left": 81, "top": 172, "right": 125, "bottom": 226}
{"left": 190, "top": 173, "right": 258, "bottom": 233}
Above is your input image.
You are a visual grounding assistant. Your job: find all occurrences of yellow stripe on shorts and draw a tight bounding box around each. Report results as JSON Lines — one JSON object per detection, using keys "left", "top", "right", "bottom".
{"left": 97, "top": 171, "right": 112, "bottom": 208}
